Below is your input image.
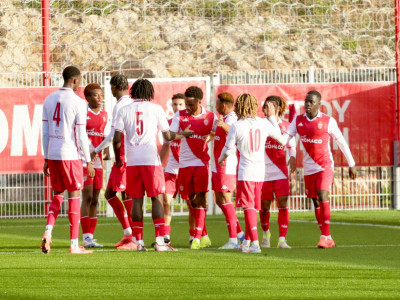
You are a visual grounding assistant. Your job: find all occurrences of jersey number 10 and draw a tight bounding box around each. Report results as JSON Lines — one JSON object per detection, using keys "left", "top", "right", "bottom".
{"left": 249, "top": 128, "right": 260, "bottom": 152}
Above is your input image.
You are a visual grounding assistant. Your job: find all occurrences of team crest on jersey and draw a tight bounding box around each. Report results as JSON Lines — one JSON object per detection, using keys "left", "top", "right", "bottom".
{"left": 204, "top": 119, "right": 209, "bottom": 125}
{"left": 318, "top": 122, "right": 323, "bottom": 129}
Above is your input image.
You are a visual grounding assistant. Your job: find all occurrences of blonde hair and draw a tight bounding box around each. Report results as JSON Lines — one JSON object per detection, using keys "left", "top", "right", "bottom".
{"left": 234, "top": 93, "right": 259, "bottom": 120}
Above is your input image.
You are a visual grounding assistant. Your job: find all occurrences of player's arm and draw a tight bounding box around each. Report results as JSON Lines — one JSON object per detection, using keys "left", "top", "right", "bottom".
{"left": 94, "top": 127, "right": 115, "bottom": 159}
{"left": 218, "top": 124, "right": 236, "bottom": 165}
{"left": 159, "top": 143, "right": 170, "bottom": 166}
{"left": 165, "top": 110, "right": 193, "bottom": 141}
{"left": 103, "top": 147, "right": 111, "bottom": 160}
{"left": 42, "top": 109, "right": 50, "bottom": 176}
{"left": 112, "top": 111, "right": 124, "bottom": 167}
{"left": 328, "top": 118, "right": 357, "bottom": 179}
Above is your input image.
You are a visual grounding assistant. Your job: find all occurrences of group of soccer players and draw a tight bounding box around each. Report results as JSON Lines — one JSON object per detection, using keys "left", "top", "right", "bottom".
{"left": 40, "top": 66, "right": 357, "bottom": 254}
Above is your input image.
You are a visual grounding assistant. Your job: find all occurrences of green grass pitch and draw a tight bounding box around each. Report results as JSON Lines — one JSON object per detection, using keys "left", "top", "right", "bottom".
{"left": 0, "top": 211, "right": 399, "bottom": 299}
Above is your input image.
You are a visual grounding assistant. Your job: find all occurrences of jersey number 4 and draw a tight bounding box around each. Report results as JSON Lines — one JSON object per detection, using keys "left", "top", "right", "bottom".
{"left": 136, "top": 111, "right": 143, "bottom": 135}
{"left": 53, "top": 102, "right": 61, "bottom": 126}
{"left": 249, "top": 128, "right": 261, "bottom": 152}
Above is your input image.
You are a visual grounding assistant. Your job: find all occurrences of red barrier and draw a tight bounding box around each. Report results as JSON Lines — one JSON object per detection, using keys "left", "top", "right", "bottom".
{"left": 215, "top": 83, "right": 396, "bottom": 166}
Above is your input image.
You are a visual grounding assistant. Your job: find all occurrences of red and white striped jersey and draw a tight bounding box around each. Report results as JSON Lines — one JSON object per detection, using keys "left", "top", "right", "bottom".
{"left": 225, "top": 116, "right": 282, "bottom": 182}
{"left": 212, "top": 111, "right": 238, "bottom": 175}
{"left": 86, "top": 108, "right": 108, "bottom": 169}
{"left": 115, "top": 100, "right": 169, "bottom": 166}
{"left": 170, "top": 106, "right": 218, "bottom": 168}
{"left": 264, "top": 118, "right": 296, "bottom": 181}
{"left": 286, "top": 111, "right": 349, "bottom": 175}
{"left": 165, "top": 119, "right": 181, "bottom": 175}
{"left": 42, "top": 88, "right": 89, "bottom": 161}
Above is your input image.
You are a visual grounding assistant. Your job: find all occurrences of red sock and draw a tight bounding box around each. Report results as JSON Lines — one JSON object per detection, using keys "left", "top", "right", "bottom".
{"left": 314, "top": 207, "right": 323, "bottom": 233}
{"left": 244, "top": 208, "right": 258, "bottom": 242}
{"left": 68, "top": 197, "right": 80, "bottom": 240}
{"left": 244, "top": 219, "right": 251, "bottom": 241}
{"left": 236, "top": 219, "right": 243, "bottom": 234}
{"left": 221, "top": 203, "right": 237, "bottom": 238}
{"left": 164, "top": 225, "right": 171, "bottom": 236}
{"left": 189, "top": 228, "right": 196, "bottom": 238}
{"left": 89, "top": 217, "right": 97, "bottom": 235}
{"left": 80, "top": 216, "right": 90, "bottom": 234}
{"left": 259, "top": 209, "right": 270, "bottom": 232}
{"left": 132, "top": 221, "right": 143, "bottom": 241}
{"left": 123, "top": 198, "right": 134, "bottom": 228}
{"left": 194, "top": 208, "right": 206, "bottom": 239}
{"left": 320, "top": 201, "right": 331, "bottom": 236}
{"left": 107, "top": 196, "right": 130, "bottom": 230}
{"left": 202, "top": 214, "right": 208, "bottom": 237}
{"left": 153, "top": 218, "right": 165, "bottom": 238}
{"left": 46, "top": 195, "right": 64, "bottom": 226}
{"left": 278, "top": 207, "right": 289, "bottom": 238}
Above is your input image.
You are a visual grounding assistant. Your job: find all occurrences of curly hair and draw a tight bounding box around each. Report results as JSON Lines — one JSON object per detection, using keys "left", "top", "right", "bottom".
{"left": 130, "top": 78, "right": 154, "bottom": 101}
{"left": 234, "top": 93, "right": 258, "bottom": 120}
{"left": 184, "top": 86, "right": 203, "bottom": 100}
{"left": 306, "top": 90, "right": 321, "bottom": 102}
{"left": 264, "top": 95, "right": 287, "bottom": 117}
{"left": 84, "top": 83, "right": 102, "bottom": 100}
{"left": 110, "top": 74, "right": 128, "bottom": 91}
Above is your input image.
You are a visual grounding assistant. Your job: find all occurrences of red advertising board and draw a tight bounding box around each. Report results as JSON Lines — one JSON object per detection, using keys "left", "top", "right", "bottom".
{"left": 215, "top": 83, "right": 396, "bottom": 167}
{"left": 0, "top": 79, "right": 209, "bottom": 174}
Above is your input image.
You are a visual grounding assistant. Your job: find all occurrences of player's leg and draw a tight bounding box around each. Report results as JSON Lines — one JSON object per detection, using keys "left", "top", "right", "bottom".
{"left": 80, "top": 183, "right": 93, "bottom": 247}
{"left": 85, "top": 188, "right": 103, "bottom": 247}
{"left": 260, "top": 199, "right": 272, "bottom": 248}
{"left": 316, "top": 190, "right": 335, "bottom": 248}
{"left": 41, "top": 190, "right": 64, "bottom": 254}
{"left": 276, "top": 196, "right": 290, "bottom": 248}
{"left": 216, "top": 192, "right": 240, "bottom": 249}
{"left": 122, "top": 191, "right": 134, "bottom": 238}
{"left": 163, "top": 193, "right": 173, "bottom": 241}
{"left": 260, "top": 181, "right": 273, "bottom": 248}
{"left": 131, "top": 196, "right": 145, "bottom": 251}
{"left": 275, "top": 179, "right": 291, "bottom": 248}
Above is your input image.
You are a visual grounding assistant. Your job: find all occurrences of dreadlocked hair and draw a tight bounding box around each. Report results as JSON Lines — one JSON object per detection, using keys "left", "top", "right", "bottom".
{"left": 130, "top": 78, "right": 154, "bottom": 101}
{"left": 234, "top": 93, "right": 259, "bottom": 120}
{"left": 84, "top": 83, "right": 101, "bottom": 100}
{"left": 264, "top": 95, "right": 287, "bottom": 117}
{"left": 110, "top": 74, "right": 128, "bottom": 91}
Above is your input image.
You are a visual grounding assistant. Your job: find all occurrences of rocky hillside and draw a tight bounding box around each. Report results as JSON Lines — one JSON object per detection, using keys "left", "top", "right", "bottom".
{"left": 0, "top": 1, "right": 395, "bottom": 77}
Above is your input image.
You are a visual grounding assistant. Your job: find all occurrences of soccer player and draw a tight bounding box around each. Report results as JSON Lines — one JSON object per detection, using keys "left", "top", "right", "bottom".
{"left": 170, "top": 86, "right": 218, "bottom": 250}
{"left": 41, "top": 66, "right": 93, "bottom": 254}
{"left": 93, "top": 74, "right": 136, "bottom": 250}
{"left": 212, "top": 92, "right": 245, "bottom": 249}
{"left": 260, "top": 96, "right": 296, "bottom": 249}
{"left": 218, "top": 93, "right": 284, "bottom": 253}
{"left": 113, "top": 79, "right": 193, "bottom": 251}
{"left": 80, "top": 83, "right": 110, "bottom": 248}
{"left": 278, "top": 90, "right": 357, "bottom": 248}
{"left": 159, "top": 93, "right": 195, "bottom": 245}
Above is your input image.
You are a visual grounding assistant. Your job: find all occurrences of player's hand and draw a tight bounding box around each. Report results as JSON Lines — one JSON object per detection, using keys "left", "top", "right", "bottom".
{"left": 115, "top": 157, "right": 123, "bottom": 168}
{"left": 103, "top": 148, "right": 111, "bottom": 160}
{"left": 349, "top": 166, "right": 357, "bottom": 180}
{"left": 288, "top": 156, "right": 296, "bottom": 174}
{"left": 182, "top": 125, "right": 194, "bottom": 138}
{"left": 90, "top": 151, "right": 98, "bottom": 161}
{"left": 218, "top": 156, "right": 225, "bottom": 166}
{"left": 217, "top": 116, "right": 224, "bottom": 127}
{"left": 265, "top": 102, "right": 276, "bottom": 118}
{"left": 43, "top": 160, "right": 50, "bottom": 176}
{"left": 87, "top": 162, "right": 95, "bottom": 178}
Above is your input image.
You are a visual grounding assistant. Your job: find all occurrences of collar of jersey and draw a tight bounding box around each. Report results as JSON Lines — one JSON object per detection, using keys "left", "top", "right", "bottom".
{"left": 88, "top": 107, "right": 103, "bottom": 115}
{"left": 117, "top": 95, "right": 131, "bottom": 102}
{"left": 303, "top": 110, "right": 321, "bottom": 121}
{"left": 224, "top": 111, "right": 235, "bottom": 118}
{"left": 59, "top": 87, "right": 73, "bottom": 91}
{"left": 133, "top": 99, "right": 147, "bottom": 103}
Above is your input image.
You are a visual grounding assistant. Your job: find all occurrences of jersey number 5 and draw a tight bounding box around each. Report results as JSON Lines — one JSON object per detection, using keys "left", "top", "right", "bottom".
{"left": 249, "top": 128, "right": 260, "bottom": 152}
{"left": 136, "top": 111, "right": 143, "bottom": 135}
{"left": 53, "top": 102, "right": 61, "bottom": 126}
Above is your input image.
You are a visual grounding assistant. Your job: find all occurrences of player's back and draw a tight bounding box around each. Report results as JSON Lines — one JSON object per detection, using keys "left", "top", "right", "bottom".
{"left": 118, "top": 100, "right": 168, "bottom": 166}
{"left": 43, "top": 88, "right": 86, "bottom": 160}
{"left": 234, "top": 117, "right": 275, "bottom": 182}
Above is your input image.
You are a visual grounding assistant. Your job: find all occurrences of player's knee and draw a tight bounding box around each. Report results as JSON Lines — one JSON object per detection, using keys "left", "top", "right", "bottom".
{"left": 277, "top": 197, "right": 288, "bottom": 208}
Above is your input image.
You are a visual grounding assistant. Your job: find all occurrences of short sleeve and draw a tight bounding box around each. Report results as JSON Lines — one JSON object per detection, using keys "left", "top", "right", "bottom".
{"left": 170, "top": 111, "right": 180, "bottom": 132}
{"left": 157, "top": 105, "right": 170, "bottom": 132}
{"left": 225, "top": 114, "right": 237, "bottom": 126}
{"left": 225, "top": 122, "right": 237, "bottom": 149}
{"left": 328, "top": 117, "right": 343, "bottom": 140}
